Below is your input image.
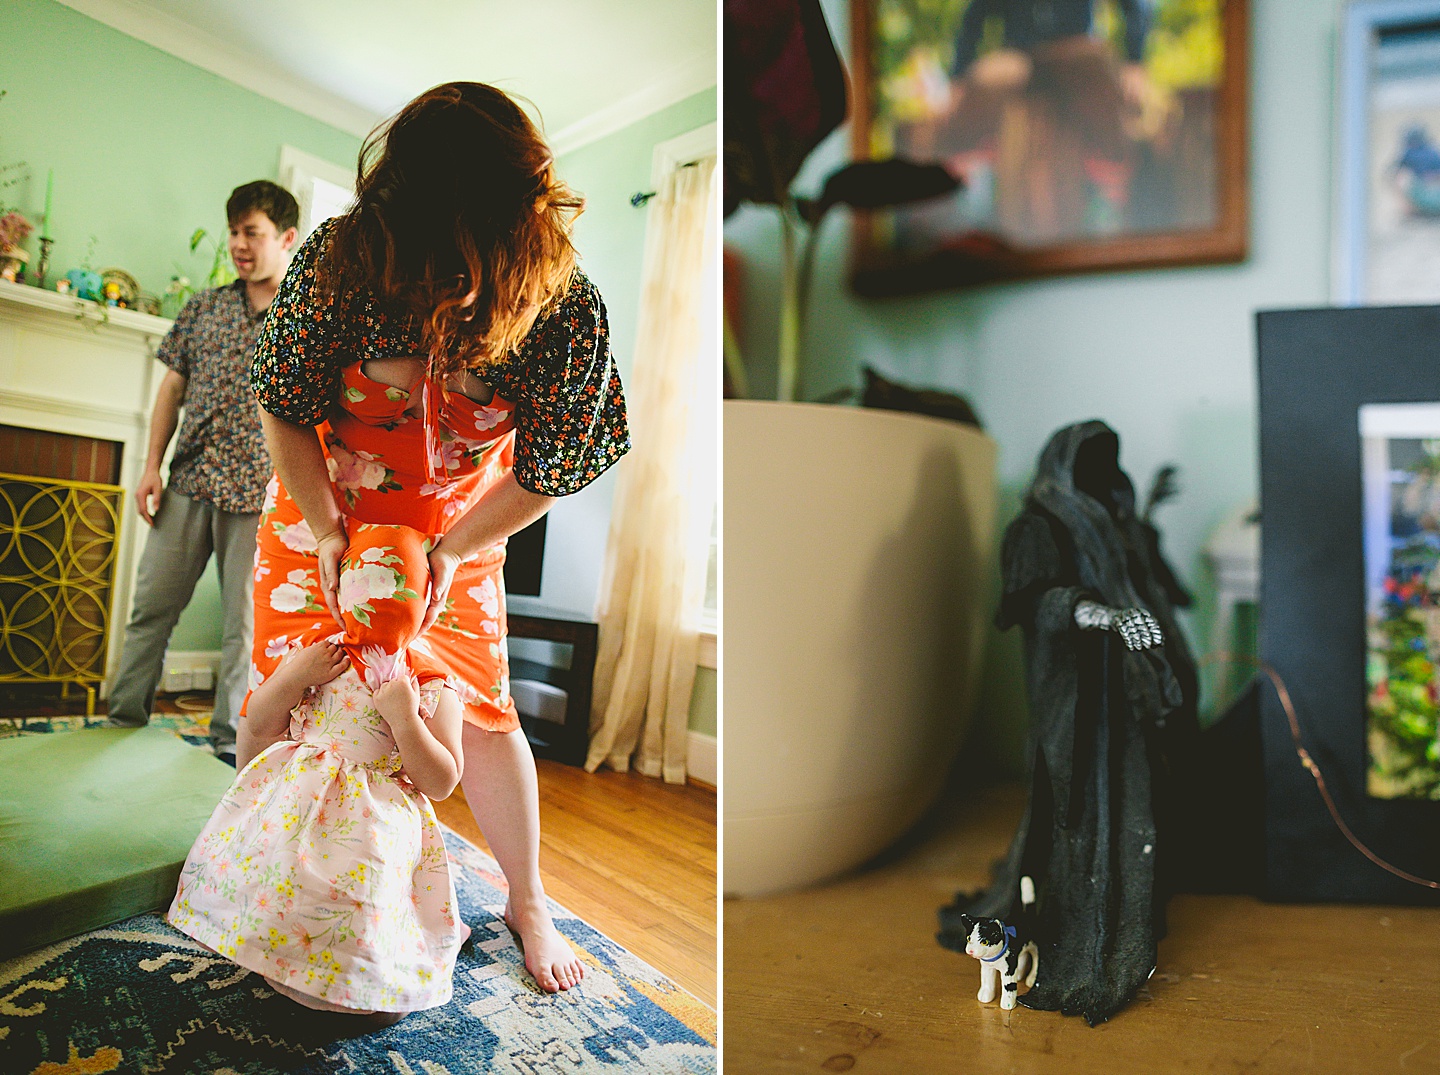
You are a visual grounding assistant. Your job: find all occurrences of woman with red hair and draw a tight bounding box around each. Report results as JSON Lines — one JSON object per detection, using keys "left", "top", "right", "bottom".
{"left": 247, "top": 81, "right": 630, "bottom": 994}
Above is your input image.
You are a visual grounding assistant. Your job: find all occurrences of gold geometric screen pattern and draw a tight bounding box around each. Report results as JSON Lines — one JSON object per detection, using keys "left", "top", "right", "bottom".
{"left": 0, "top": 472, "right": 123, "bottom": 714}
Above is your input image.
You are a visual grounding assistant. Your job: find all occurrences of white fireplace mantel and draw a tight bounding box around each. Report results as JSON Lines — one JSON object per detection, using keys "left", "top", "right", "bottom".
{"left": 0, "top": 279, "right": 172, "bottom": 429}
{"left": 0, "top": 278, "right": 174, "bottom": 687}
{"left": 0, "top": 278, "right": 174, "bottom": 339}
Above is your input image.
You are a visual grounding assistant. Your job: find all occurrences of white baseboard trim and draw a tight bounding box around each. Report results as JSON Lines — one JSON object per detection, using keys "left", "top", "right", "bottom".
{"left": 687, "top": 731, "right": 716, "bottom": 786}
{"left": 161, "top": 649, "right": 221, "bottom": 693}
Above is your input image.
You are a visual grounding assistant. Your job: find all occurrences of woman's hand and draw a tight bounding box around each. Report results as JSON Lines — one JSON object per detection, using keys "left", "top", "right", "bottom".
{"left": 315, "top": 529, "right": 348, "bottom": 628}
{"left": 260, "top": 412, "right": 349, "bottom": 626}
{"left": 423, "top": 544, "right": 464, "bottom": 632}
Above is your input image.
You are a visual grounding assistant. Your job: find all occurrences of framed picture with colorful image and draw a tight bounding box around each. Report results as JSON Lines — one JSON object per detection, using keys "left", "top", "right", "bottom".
{"left": 1334, "top": 0, "right": 1440, "bottom": 305}
{"left": 848, "top": 0, "right": 1249, "bottom": 295}
{"left": 1360, "top": 403, "right": 1440, "bottom": 800}
{"left": 1258, "top": 305, "right": 1440, "bottom": 904}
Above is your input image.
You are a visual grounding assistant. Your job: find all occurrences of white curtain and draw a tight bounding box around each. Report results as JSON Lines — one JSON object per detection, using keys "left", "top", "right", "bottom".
{"left": 586, "top": 154, "right": 717, "bottom": 784}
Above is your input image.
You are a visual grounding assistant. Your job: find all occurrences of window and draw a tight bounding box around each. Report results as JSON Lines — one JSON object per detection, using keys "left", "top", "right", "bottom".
{"left": 278, "top": 146, "right": 354, "bottom": 239}
{"left": 648, "top": 124, "right": 719, "bottom": 644}
{"left": 698, "top": 205, "right": 719, "bottom": 639}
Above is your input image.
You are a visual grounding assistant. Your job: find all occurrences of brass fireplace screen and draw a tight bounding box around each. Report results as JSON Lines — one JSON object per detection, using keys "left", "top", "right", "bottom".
{"left": 0, "top": 472, "right": 123, "bottom": 714}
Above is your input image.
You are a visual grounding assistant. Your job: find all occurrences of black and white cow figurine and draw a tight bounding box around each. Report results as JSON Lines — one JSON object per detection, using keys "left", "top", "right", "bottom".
{"left": 955, "top": 876, "right": 1040, "bottom": 1010}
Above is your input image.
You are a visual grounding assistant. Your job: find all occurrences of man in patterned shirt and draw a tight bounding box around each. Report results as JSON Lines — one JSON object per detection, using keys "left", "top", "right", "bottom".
{"left": 107, "top": 181, "right": 300, "bottom": 764}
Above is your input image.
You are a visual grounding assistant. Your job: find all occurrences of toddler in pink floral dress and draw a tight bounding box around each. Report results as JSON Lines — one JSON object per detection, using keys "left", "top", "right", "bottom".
{"left": 167, "top": 523, "right": 468, "bottom": 1018}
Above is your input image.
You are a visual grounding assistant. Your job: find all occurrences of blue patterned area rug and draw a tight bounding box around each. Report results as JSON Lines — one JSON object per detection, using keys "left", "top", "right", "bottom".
{"left": 0, "top": 711, "right": 213, "bottom": 746}
{"left": 0, "top": 718, "right": 716, "bottom": 1074}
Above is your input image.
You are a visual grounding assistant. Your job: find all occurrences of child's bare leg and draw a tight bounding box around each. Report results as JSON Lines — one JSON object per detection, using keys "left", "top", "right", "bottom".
{"left": 459, "top": 722, "right": 584, "bottom": 993}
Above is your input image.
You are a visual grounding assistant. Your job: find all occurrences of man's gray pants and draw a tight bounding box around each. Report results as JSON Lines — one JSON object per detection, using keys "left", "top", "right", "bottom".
{"left": 107, "top": 489, "right": 259, "bottom": 751}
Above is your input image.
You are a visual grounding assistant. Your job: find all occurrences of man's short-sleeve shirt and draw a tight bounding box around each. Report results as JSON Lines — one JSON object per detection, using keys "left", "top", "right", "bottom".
{"left": 156, "top": 281, "right": 272, "bottom": 514}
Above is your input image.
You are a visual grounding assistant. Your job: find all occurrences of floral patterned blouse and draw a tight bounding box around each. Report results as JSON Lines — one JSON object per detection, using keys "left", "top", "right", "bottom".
{"left": 250, "top": 219, "right": 630, "bottom": 497}
{"left": 158, "top": 281, "right": 273, "bottom": 514}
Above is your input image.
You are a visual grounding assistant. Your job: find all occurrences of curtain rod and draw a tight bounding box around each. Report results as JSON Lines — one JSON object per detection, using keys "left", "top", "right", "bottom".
{"left": 630, "top": 159, "right": 701, "bottom": 207}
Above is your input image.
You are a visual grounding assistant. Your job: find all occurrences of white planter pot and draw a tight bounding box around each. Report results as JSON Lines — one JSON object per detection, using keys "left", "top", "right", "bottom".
{"left": 723, "top": 401, "right": 999, "bottom": 897}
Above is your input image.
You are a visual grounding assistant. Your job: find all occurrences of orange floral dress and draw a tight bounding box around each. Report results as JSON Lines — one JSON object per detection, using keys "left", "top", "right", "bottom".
{"left": 249, "top": 370, "right": 523, "bottom": 730}
{"left": 172, "top": 523, "right": 464, "bottom": 1014}
{"left": 245, "top": 220, "right": 630, "bottom": 732}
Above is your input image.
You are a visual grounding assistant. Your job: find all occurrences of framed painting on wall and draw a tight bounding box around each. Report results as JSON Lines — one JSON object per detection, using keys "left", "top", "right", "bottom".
{"left": 848, "top": 0, "right": 1249, "bottom": 296}
{"left": 1334, "top": 0, "right": 1440, "bottom": 305}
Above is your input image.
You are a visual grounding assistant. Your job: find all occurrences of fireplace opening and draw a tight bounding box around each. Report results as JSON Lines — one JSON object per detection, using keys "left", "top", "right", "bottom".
{"left": 0, "top": 424, "right": 123, "bottom": 485}
{"left": 0, "top": 427, "right": 125, "bottom": 717}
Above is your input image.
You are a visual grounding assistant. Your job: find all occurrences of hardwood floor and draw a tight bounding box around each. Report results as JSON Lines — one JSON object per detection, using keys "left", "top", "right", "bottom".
{"left": 5, "top": 688, "right": 718, "bottom": 1008}
{"left": 726, "top": 781, "right": 1440, "bottom": 1073}
{"left": 433, "top": 758, "right": 718, "bottom": 1007}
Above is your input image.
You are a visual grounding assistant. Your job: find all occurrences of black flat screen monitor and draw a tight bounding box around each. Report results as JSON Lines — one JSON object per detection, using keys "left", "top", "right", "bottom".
{"left": 502, "top": 514, "right": 546, "bottom": 597}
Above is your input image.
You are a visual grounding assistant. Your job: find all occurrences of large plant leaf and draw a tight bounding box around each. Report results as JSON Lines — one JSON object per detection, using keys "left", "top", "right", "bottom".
{"left": 724, "top": 0, "right": 848, "bottom": 215}
{"left": 794, "top": 159, "right": 962, "bottom": 225}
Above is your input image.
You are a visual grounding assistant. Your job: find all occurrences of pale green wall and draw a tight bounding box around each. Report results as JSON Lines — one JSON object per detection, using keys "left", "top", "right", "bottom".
{"left": 534, "top": 88, "right": 718, "bottom": 621}
{"left": 548, "top": 90, "right": 719, "bottom": 736}
{"left": 725, "top": 0, "right": 1339, "bottom": 772}
{"left": 689, "top": 665, "right": 717, "bottom": 738}
{"left": 0, "top": 0, "right": 363, "bottom": 301}
{"left": 1, "top": 0, "right": 364, "bottom": 651}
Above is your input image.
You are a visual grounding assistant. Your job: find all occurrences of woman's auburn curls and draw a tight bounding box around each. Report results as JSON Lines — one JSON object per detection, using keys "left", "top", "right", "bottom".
{"left": 320, "top": 81, "right": 585, "bottom": 378}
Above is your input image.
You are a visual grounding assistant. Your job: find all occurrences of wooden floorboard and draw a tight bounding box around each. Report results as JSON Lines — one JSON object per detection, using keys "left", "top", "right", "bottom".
{"left": 434, "top": 758, "right": 717, "bottom": 1008}
{"left": 726, "top": 780, "right": 1440, "bottom": 1074}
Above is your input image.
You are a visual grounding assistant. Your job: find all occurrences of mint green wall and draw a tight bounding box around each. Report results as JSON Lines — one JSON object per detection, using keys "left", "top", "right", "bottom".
{"left": 0, "top": 0, "right": 362, "bottom": 299}
{"left": 689, "top": 665, "right": 717, "bottom": 739}
{"left": 564, "top": 90, "right": 717, "bottom": 373}
{"left": 547, "top": 89, "right": 719, "bottom": 735}
{"left": 2, "top": 0, "right": 364, "bottom": 652}
{"left": 725, "top": 0, "right": 1337, "bottom": 772}
{"left": 534, "top": 88, "right": 717, "bottom": 621}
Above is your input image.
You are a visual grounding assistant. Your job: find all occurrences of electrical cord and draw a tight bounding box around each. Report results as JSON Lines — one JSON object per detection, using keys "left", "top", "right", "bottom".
{"left": 1204, "top": 652, "right": 1439, "bottom": 890}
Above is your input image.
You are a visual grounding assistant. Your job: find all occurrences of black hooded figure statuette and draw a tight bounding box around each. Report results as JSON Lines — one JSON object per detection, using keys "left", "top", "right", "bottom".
{"left": 939, "top": 420, "right": 1200, "bottom": 1025}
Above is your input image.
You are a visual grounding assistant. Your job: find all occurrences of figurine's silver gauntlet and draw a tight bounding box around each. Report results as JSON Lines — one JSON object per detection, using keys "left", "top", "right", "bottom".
{"left": 1074, "top": 600, "right": 1164, "bottom": 651}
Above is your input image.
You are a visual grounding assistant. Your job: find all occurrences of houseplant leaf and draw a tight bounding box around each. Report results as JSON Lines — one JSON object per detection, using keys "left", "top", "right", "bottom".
{"left": 724, "top": 0, "right": 847, "bottom": 214}
{"left": 795, "top": 159, "right": 962, "bottom": 225}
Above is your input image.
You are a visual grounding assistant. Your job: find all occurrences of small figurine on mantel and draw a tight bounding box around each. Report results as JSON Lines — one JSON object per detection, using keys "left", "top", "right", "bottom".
{"left": 63, "top": 268, "right": 100, "bottom": 302}
{"left": 938, "top": 420, "right": 1200, "bottom": 1026}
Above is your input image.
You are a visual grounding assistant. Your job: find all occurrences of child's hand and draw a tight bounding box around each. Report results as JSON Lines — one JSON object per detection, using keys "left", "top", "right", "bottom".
{"left": 374, "top": 674, "right": 421, "bottom": 725}
{"left": 280, "top": 640, "right": 350, "bottom": 688}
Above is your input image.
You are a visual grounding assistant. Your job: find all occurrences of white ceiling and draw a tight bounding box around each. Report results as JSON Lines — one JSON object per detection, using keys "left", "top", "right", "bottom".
{"left": 56, "top": 0, "right": 717, "bottom": 156}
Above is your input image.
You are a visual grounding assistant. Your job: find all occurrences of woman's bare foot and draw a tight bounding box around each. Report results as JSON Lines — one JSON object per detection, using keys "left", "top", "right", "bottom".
{"left": 504, "top": 897, "right": 584, "bottom": 992}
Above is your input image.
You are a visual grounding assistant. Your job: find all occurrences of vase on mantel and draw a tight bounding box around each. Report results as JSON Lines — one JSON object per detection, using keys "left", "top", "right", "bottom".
{"left": 723, "top": 400, "right": 999, "bottom": 897}
{"left": 0, "top": 246, "right": 28, "bottom": 283}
